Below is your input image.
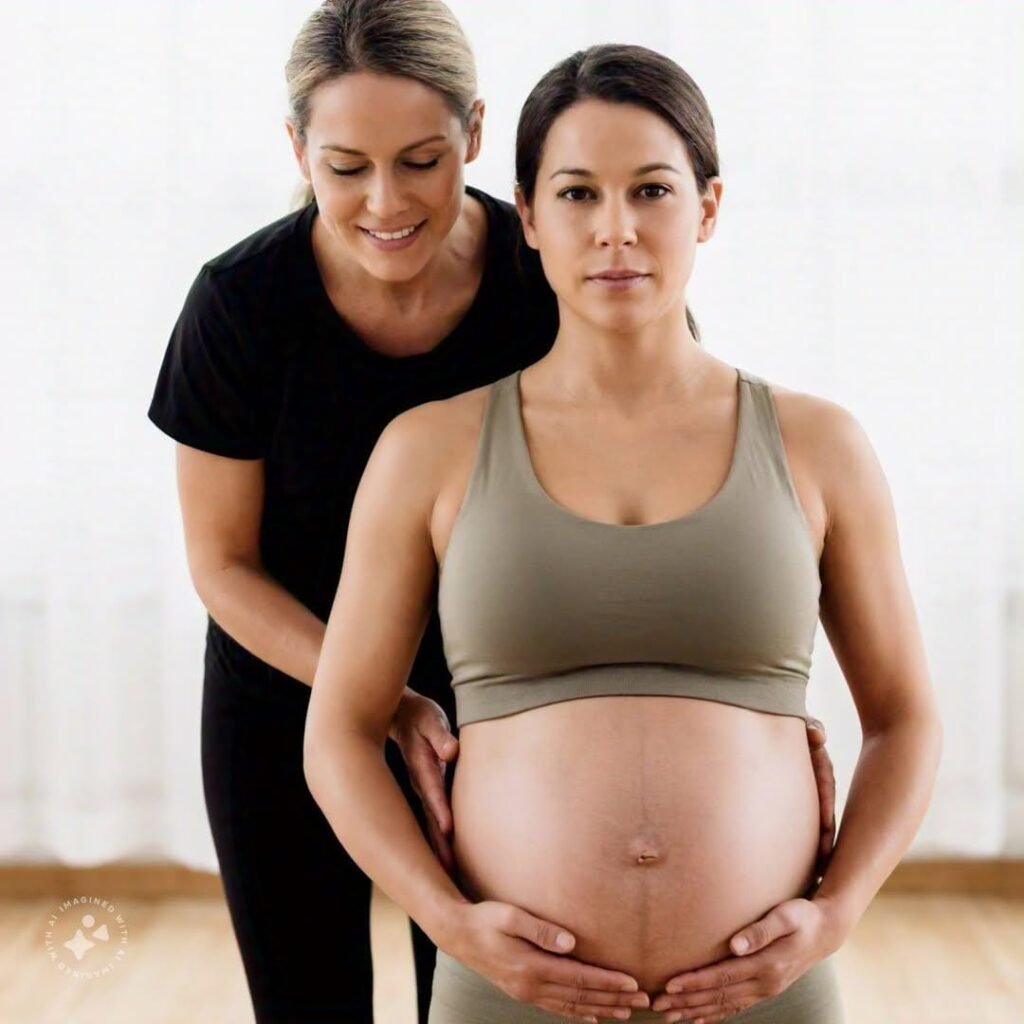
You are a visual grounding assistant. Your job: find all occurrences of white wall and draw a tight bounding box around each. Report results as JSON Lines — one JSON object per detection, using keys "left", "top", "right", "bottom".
{"left": 0, "top": 0, "right": 1020, "bottom": 868}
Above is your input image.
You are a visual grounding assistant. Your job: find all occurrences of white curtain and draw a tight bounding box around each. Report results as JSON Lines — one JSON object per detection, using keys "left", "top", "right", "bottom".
{"left": 1, "top": 0, "right": 1020, "bottom": 872}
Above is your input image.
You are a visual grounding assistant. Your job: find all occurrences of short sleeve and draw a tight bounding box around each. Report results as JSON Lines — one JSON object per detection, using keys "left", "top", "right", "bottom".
{"left": 147, "top": 265, "right": 270, "bottom": 459}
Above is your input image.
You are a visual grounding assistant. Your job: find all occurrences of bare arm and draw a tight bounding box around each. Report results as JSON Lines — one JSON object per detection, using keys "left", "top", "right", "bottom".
{"left": 175, "top": 444, "right": 325, "bottom": 685}
{"left": 809, "top": 402, "right": 943, "bottom": 936}
{"left": 302, "top": 406, "right": 470, "bottom": 946}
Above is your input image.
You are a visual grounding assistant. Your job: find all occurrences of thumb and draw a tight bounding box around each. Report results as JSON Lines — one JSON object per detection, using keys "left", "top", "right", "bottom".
{"left": 805, "top": 716, "right": 827, "bottom": 747}
{"left": 729, "top": 904, "right": 795, "bottom": 956}
{"left": 510, "top": 907, "right": 576, "bottom": 953}
{"left": 423, "top": 721, "right": 459, "bottom": 761}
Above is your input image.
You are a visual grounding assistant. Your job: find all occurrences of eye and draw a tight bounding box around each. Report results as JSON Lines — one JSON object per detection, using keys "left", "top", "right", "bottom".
{"left": 404, "top": 157, "right": 441, "bottom": 171}
{"left": 556, "top": 185, "right": 595, "bottom": 202}
{"left": 330, "top": 166, "right": 366, "bottom": 177}
{"left": 637, "top": 183, "right": 671, "bottom": 199}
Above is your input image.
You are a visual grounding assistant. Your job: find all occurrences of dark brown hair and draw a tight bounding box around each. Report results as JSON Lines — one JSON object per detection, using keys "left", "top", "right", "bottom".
{"left": 515, "top": 44, "right": 720, "bottom": 344}
{"left": 285, "top": 0, "right": 477, "bottom": 210}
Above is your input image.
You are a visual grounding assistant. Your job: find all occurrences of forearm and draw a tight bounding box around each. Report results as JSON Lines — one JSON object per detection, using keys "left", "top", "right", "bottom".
{"left": 304, "top": 728, "right": 471, "bottom": 949}
{"left": 812, "top": 713, "right": 943, "bottom": 936}
{"left": 196, "top": 561, "right": 325, "bottom": 685}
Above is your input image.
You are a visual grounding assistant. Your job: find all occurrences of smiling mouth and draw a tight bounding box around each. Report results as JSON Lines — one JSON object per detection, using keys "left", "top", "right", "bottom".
{"left": 360, "top": 220, "right": 426, "bottom": 241}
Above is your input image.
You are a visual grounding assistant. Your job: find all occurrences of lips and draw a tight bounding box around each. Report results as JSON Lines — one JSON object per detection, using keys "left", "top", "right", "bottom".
{"left": 588, "top": 269, "right": 650, "bottom": 280}
{"left": 361, "top": 219, "right": 426, "bottom": 240}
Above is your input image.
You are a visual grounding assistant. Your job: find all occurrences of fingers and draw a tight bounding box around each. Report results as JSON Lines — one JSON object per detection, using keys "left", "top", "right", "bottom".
{"left": 532, "top": 952, "right": 642, "bottom": 997}
{"left": 402, "top": 731, "right": 453, "bottom": 834}
{"left": 423, "top": 806, "right": 455, "bottom": 874}
{"left": 805, "top": 716, "right": 827, "bottom": 745}
{"left": 420, "top": 712, "right": 459, "bottom": 763}
{"left": 536, "top": 998, "right": 634, "bottom": 1021}
{"left": 417, "top": 753, "right": 453, "bottom": 834}
{"left": 655, "top": 979, "right": 759, "bottom": 1021}
{"left": 516, "top": 951, "right": 648, "bottom": 1021}
{"left": 540, "top": 980, "right": 650, "bottom": 1010}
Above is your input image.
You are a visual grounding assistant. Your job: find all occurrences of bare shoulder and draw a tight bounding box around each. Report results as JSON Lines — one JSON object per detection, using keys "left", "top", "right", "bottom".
{"left": 381, "top": 383, "right": 491, "bottom": 457}
{"left": 769, "top": 383, "right": 866, "bottom": 452}
{"left": 768, "top": 382, "right": 889, "bottom": 535}
{"left": 369, "top": 383, "right": 493, "bottom": 503}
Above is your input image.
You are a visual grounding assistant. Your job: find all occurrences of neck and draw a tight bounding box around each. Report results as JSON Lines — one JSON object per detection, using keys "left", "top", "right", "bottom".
{"left": 538, "top": 296, "right": 714, "bottom": 410}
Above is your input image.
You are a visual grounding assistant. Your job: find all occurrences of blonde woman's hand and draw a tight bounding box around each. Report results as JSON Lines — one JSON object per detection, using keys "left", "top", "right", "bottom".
{"left": 389, "top": 689, "right": 459, "bottom": 874}
{"left": 448, "top": 900, "right": 650, "bottom": 1022}
{"left": 805, "top": 716, "right": 837, "bottom": 883}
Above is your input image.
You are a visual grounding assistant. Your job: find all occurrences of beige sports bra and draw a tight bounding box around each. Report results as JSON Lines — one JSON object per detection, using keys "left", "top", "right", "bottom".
{"left": 437, "top": 367, "right": 821, "bottom": 726}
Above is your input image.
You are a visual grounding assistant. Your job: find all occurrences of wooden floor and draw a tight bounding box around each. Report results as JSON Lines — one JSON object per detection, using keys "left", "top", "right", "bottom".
{"left": 3, "top": 887, "right": 1019, "bottom": 1023}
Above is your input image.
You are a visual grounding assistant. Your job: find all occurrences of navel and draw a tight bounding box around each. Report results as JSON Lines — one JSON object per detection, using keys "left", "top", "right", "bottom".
{"left": 628, "top": 834, "right": 664, "bottom": 866}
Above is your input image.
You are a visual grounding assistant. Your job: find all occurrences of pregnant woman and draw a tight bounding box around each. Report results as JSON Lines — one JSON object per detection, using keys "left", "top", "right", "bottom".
{"left": 304, "top": 42, "right": 942, "bottom": 1024}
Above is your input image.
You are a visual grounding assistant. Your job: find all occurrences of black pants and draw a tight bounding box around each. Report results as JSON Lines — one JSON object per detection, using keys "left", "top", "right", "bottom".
{"left": 201, "top": 647, "right": 451, "bottom": 1023}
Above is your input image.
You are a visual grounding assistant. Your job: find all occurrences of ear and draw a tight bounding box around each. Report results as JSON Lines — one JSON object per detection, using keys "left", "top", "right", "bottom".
{"left": 464, "top": 98, "right": 485, "bottom": 164}
{"left": 696, "top": 176, "right": 722, "bottom": 243}
{"left": 285, "top": 119, "right": 311, "bottom": 184}
{"left": 514, "top": 185, "right": 539, "bottom": 250}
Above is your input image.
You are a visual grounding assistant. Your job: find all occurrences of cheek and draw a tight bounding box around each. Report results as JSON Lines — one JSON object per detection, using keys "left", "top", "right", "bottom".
{"left": 314, "top": 177, "right": 360, "bottom": 223}
{"left": 534, "top": 210, "right": 586, "bottom": 278}
{"left": 535, "top": 234, "right": 579, "bottom": 290}
{"left": 422, "top": 163, "right": 465, "bottom": 211}
{"left": 647, "top": 213, "right": 695, "bottom": 263}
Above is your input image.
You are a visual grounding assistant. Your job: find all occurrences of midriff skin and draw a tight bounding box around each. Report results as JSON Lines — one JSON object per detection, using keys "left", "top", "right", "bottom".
{"left": 449, "top": 693, "right": 820, "bottom": 996}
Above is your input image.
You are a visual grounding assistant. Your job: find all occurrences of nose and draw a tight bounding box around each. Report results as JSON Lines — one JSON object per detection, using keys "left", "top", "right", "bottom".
{"left": 365, "top": 169, "right": 409, "bottom": 221}
{"left": 594, "top": 197, "right": 637, "bottom": 249}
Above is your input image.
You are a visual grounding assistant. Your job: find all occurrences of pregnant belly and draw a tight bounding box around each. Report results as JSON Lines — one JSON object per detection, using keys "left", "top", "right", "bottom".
{"left": 450, "top": 695, "right": 820, "bottom": 995}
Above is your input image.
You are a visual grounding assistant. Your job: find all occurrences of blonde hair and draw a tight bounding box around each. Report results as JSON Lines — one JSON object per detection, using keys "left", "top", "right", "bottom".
{"left": 284, "top": 0, "right": 478, "bottom": 210}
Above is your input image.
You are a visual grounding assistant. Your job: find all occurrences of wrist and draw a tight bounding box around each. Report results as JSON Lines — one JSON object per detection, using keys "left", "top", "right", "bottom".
{"left": 425, "top": 894, "right": 475, "bottom": 956}
{"left": 810, "top": 891, "right": 859, "bottom": 952}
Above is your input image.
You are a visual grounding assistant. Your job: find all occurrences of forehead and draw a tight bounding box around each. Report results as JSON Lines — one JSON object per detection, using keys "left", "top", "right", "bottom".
{"left": 540, "top": 99, "right": 691, "bottom": 174}
{"left": 308, "top": 71, "right": 457, "bottom": 151}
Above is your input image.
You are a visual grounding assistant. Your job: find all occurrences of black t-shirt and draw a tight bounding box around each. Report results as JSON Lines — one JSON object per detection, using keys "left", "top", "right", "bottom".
{"left": 148, "top": 185, "right": 558, "bottom": 720}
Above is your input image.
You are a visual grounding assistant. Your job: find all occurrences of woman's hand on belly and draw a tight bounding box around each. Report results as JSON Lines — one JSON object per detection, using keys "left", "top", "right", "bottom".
{"left": 447, "top": 899, "right": 653, "bottom": 1021}
{"left": 650, "top": 895, "right": 846, "bottom": 1023}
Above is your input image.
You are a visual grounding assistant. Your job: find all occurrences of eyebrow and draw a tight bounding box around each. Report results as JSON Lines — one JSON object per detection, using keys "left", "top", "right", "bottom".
{"left": 319, "top": 133, "right": 448, "bottom": 155}
{"left": 549, "top": 162, "right": 682, "bottom": 179}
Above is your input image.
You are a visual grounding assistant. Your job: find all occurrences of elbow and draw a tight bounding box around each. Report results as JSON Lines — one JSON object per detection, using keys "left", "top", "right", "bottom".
{"left": 301, "top": 713, "right": 355, "bottom": 798}
{"left": 303, "top": 720, "right": 329, "bottom": 799}
{"left": 187, "top": 551, "right": 262, "bottom": 611}
{"left": 862, "top": 688, "right": 944, "bottom": 743}
{"left": 864, "top": 704, "right": 944, "bottom": 773}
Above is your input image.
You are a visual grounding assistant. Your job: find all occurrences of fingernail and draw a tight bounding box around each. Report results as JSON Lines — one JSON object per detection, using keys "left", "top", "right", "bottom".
{"left": 733, "top": 936, "right": 749, "bottom": 953}
{"left": 556, "top": 932, "right": 574, "bottom": 950}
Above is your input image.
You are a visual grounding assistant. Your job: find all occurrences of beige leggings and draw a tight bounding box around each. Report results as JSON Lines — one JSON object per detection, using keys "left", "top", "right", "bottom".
{"left": 427, "top": 948, "right": 844, "bottom": 1024}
